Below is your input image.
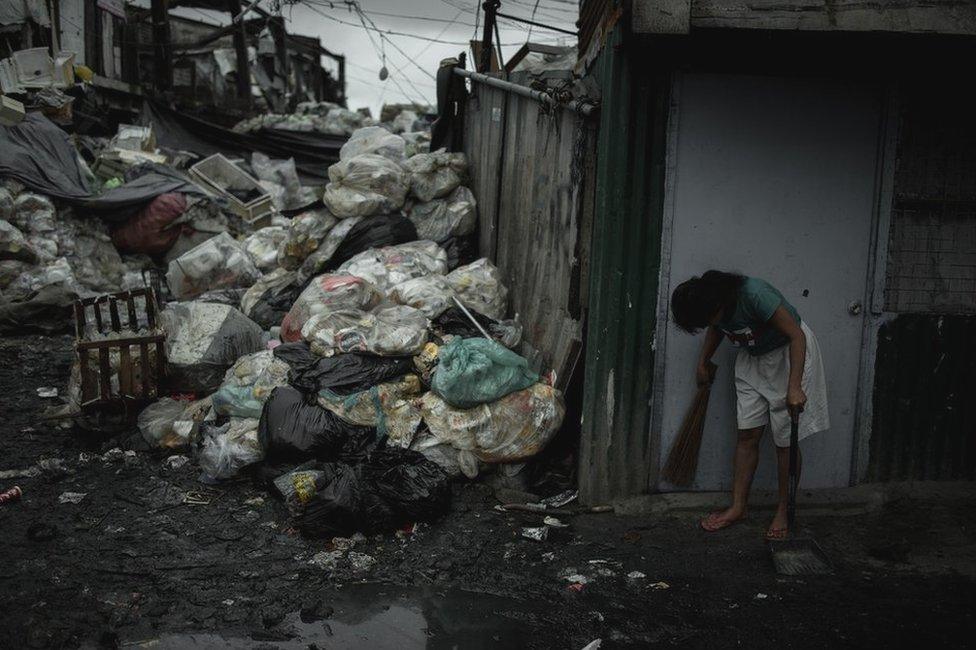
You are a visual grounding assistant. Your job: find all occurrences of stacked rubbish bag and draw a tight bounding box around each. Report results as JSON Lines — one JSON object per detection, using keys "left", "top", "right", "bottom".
{"left": 1, "top": 115, "right": 564, "bottom": 540}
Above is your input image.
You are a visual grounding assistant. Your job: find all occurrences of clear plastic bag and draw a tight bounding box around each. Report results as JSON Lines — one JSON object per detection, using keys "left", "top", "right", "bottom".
{"left": 419, "top": 383, "right": 565, "bottom": 472}
{"left": 165, "top": 232, "right": 260, "bottom": 300}
{"left": 240, "top": 267, "right": 299, "bottom": 329}
{"left": 337, "top": 240, "right": 448, "bottom": 294}
{"left": 445, "top": 258, "right": 508, "bottom": 320}
{"left": 390, "top": 110, "right": 419, "bottom": 135}
{"left": 0, "top": 219, "right": 38, "bottom": 263}
{"left": 302, "top": 305, "right": 429, "bottom": 357}
{"left": 242, "top": 226, "right": 288, "bottom": 272}
{"left": 388, "top": 274, "right": 455, "bottom": 318}
{"left": 403, "top": 150, "right": 468, "bottom": 202}
{"left": 276, "top": 208, "right": 338, "bottom": 271}
{"left": 323, "top": 154, "right": 408, "bottom": 219}
{"left": 138, "top": 398, "right": 193, "bottom": 449}
{"left": 250, "top": 152, "right": 309, "bottom": 210}
{"left": 407, "top": 186, "right": 477, "bottom": 243}
{"left": 6, "top": 257, "right": 84, "bottom": 300}
{"left": 402, "top": 131, "right": 431, "bottom": 157}
{"left": 198, "top": 418, "right": 264, "bottom": 480}
{"left": 317, "top": 374, "right": 423, "bottom": 448}
{"left": 211, "top": 350, "right": 291, "bottom": 419}
{"left": 339, "top": 126, "right": 407, "bottom": 162}
{"left": 280, "top": 274, "right": 384, "bottom": 343}
{"left": 431, "top": 337, "right": 538, "bottom": 409}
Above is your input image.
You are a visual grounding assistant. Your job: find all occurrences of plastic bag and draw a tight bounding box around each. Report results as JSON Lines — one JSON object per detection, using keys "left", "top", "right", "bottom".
{"left": 10, "top": 193, "right": 55, "bottom": 236}
{"left": 280, "top": 274, "right": 384, "bottom": 343}
{"left": 390, "top": 110, "right": 420, "bottom": 134}
{"left": 337, "top": 240, "right": 448, "bottom": 294}
{"left": 298, "top": 213, "right": 417, "bottom": 282}
{"left": 165, "top": 232, "right": 260, "bottom": 300}
{"left": 339, "top": 126, "right": 407, "bottom": 163}
{"left": 388, "top": 274, "right": 455, "bottom": 318}
{"left": 55, "top": 210, "right": 126, "bottom": 294}
{"left": 258, "top": 386, "right": 375, "bottom": 464}
{"left": 420, "top": 383, "right": 565, "bottom": 470}
{"left": 302, "top": 306, "right": 429, "bottom": 357}
{"left": 138, "top": 398, "right": 194, "bottom": 449}
{"left": 110, "top": 193, "right": 187, "bottom": 257}
{"left": 5, "top": 257, "right": 84, "bottom": 301}
{"left": 317, "top": 375, "right": 423, "bottom": 448}
{"left": 276, "top": 208, "right": 338, "bottom": 270}
{"left": 446, "top": 258, "right": 508, "bottom": 320}
{"left": 273, "top": 341, "right": 414, "bottom": 395}
{"left": 403, "top": 150, "right": 467, "bottom": 202}
{"left": 324, "top": 107, "right": 367, "bottom": 136}
{"left": 432, "top": 307, "right": 522, "bottom": 349}
{"left": 431, "top": 337, "right": 538, "bottom": 409}
{"left": 161, "top": 302, "right": 265, "bottom": 392}
{"left": 211, "top": 350, "right": 291, "bottom": 419}
{"left": 198, "top": 418, "right": 264, "bottom": 480}
{"left": 407, "top": 186, "right": 477, "bottom": 243}
{"left": 250, "top": 152, "right": 309, "bottom": 210}
{"left": 240, "top": 268, "right": 300, "bottom": 330}
{"left": 242, "top": 226, "right": 288, "bottom": 272}
{"left": 323, "top": 154, "right": 408, "bottom": 219}
{"left": 409, "top": 430, "right": 472, "bottom": 478}
{"left": 0, "top": 188, "right": 12, "bottom": 222}
{"left": 0, "top": 219, "right": 38, "bottom": 263}
{"left": 292, "top": 447, "right": 450, "bottom": 538}
{"left": 402, "top": 131, "right": 431, "bottom": 157}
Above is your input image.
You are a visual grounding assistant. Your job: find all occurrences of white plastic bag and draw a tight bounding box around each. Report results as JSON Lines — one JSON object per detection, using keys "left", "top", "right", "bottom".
{"left": 242, "top": 226, "right": 288, "bottom": 272}
{"left": 337, "top": 240, "right": 448, "bottom": 294}
{"left": 165, "top": 232, "right": 260, "bottom": 300}
{"left": 446, "top": 258, "right": 508, "bottom": 320}
{"left": 276, "top": 208, "right": 338, "bottom": 271}
{"left": 407, "top": 186, "right": 477, "bottom": 242}
{"left": 280, "top": 273, "right": 383, "bottom": 342}
{"left": 6, "top": 257, "right": 84, "bottom": 300}
{"left": 198, "top": 418, "right": 264, "bottom": 480}
{"left": 0, "top": 219, "right": 37, "bottom": 263}
{"left": 323, "top": 154, "right": 409, "bottom": 219}
{"left": 419, "top": 383, "right": 565, "bottom": 476}
{"left": 138, "top": 398, "right": 195, "bottom": 449}
{"left": 339, "top": 126, "right": 407, "bottom": 162}
{"left": 388, "top": 274, "right": 455, "bottom": 318}
{"left": 402, "top": 131, "right": 431, "bottom": 157}
{"left": 403, "top": 150, "right": 467, "bottom": 202}
{"left": 250, "top": 152, "right": 311, "bottom": 210}
{"left": 391, "top": 110, "right": 419, "bottom": 134}
{"left": 302, "top": 305, "right": 429, "bottom": 357}
{"left": 211, "top": 350, "right": 291, "bottom": 419}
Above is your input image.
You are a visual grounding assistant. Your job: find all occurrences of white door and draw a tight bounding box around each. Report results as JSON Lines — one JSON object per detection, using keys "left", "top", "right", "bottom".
{"left": 656, "top": 74, "right": 880, "bottom": 490}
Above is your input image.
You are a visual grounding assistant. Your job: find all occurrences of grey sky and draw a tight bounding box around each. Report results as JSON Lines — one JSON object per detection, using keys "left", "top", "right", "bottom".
{"left": 157, "top": 0, "right": 578, "bottom": 116}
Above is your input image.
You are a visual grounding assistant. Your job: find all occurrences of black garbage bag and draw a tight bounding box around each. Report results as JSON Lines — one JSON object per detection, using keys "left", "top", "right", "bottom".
{"left": 326, "top": 213, "right": 418, "bottom": 271}
{"left": 293, "top": 446, "right": 451, "bottom": 538}
{"left": 441, "top": 234, "right": 479, "bottom": 270}
{"left": 273, "top": 341, "right": 414, "bottom": 395}
{"left": 258, "top": 386, "right": 376, "bottom": 464}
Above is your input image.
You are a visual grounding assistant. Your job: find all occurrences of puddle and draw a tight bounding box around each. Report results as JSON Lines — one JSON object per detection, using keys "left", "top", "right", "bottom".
{"left": 123, "top": 583, "right": 543, "bottom": 649}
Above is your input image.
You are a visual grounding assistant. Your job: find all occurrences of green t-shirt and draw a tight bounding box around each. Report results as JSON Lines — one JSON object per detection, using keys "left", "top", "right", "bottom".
{"left": 718, "top": 277, "right": 800, "bottom": 356}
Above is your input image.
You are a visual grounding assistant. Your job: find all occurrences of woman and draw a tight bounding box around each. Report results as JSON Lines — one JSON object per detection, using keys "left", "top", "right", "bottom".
{"left": 670, "top": 271, "right": 829, "bottom": 539}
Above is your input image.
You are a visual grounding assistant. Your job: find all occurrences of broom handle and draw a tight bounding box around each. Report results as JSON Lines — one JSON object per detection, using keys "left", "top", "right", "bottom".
{"left": 787, "top": 412, "right": 799, "bottom": 531}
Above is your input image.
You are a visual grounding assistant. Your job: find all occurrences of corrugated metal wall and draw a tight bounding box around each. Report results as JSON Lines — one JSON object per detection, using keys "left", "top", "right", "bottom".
{"left": 578, "top": 26, "right": 672, "bottom": 504}
{"left": 869, "top": 315, "right": 976, "bottom": 481}
{"left": 461, "top": 72, "right": 594, "bottom": 381}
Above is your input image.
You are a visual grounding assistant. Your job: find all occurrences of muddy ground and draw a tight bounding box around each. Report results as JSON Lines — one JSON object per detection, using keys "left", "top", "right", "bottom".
{"left": 1, "top": 335, "right": 974, "bottom": 649}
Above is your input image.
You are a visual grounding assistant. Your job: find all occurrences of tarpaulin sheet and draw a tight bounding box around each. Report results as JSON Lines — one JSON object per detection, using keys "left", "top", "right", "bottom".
{"left": 0, "top": 114, "right": 202, "bottom": 221}
{"left": 140, "top": 101, "right": 345, "bottom": 184}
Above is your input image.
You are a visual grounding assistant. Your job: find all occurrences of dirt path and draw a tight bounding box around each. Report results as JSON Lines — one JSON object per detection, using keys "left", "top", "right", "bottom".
{"left": 1, "top": 336, "right": 973, "bottom": 649}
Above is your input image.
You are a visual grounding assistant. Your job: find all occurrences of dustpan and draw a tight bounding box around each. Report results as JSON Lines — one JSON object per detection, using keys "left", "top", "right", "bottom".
{"left": 768, "top": 413, "right": 832, "bottom": 575}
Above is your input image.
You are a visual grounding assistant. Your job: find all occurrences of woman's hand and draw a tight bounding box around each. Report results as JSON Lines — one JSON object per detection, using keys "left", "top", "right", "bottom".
{"left": 696, "top": 361, "right": 717, "bottom": 387}
{"left": 786, "top": 385, "right": 807, "bottom": 418}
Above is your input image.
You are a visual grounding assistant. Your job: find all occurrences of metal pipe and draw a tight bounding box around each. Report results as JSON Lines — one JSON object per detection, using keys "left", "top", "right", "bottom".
{"left": 452, "top": 297, "right": 493, "bottom": 341}
{"left": 453, "top": 67, "right": 597, "bottom": 117}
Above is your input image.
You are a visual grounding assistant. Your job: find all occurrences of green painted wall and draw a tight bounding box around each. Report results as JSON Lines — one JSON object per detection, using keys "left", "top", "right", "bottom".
{"left": 578, "top": 25, "right": 672, "bottom": 504}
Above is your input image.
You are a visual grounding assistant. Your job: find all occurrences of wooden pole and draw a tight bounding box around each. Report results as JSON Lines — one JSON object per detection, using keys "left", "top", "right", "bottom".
{"left": 226, "top": 0, "right": 252, "bottom": 108}
{"left": 150, "top": 0, "right": 173, "bottom": 92}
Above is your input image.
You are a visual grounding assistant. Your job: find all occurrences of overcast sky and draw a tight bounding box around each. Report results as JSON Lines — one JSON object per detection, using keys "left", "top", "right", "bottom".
{"left": 159, "top": 0, "right": 578, "bottom": 117}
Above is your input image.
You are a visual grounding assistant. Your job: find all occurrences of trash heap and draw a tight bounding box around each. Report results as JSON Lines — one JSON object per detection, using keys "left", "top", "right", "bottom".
{"left": 1, "top": 117, "right": 566, "bottom": 539}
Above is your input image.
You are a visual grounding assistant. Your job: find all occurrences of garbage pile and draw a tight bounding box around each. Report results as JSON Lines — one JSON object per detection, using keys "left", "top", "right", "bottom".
{"left": 1, "top": 115, "right": 566, "bottom": 538}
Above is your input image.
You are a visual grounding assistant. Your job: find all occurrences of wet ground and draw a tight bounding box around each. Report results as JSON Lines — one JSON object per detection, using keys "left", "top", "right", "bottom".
{"left": 1, "top": 335, "right": 975, "bottom": 649}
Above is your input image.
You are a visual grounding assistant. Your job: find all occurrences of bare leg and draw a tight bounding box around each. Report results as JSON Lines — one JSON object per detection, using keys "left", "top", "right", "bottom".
{"left": 768, "top": 444, "right": 802, "bottom": 538}
{"left": 701, "top": 426, "right": 764, "bottom": 531}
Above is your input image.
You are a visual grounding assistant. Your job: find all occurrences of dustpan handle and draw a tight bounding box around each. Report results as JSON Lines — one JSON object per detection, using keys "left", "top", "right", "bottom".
{"left": 787, "top": 412, "right": 799, "bottom": 530}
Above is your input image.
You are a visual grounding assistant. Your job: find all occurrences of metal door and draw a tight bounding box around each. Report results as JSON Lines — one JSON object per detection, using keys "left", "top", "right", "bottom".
{"left": 655, "top": 74, "right": 881, "bottom": 490}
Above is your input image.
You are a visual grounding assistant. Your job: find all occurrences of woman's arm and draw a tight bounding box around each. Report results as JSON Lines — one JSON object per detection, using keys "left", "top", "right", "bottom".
{"left": 768, "top": 306, "right": 807, "bottom": 416}
{"left": 695, "top": 326, "right": 722, "bottom": 386}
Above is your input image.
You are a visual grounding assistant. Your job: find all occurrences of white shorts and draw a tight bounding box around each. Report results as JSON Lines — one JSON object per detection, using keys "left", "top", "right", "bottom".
{"left": 733, "top": 321, "right": 830, "bottom": 447}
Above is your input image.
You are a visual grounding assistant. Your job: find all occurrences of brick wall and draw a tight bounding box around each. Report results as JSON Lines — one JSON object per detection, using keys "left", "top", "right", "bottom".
{"left": 884, "top": 89, "right": 976, "bottom": 314}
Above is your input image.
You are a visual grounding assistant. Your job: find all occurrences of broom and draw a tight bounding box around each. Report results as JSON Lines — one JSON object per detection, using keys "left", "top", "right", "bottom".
{"left": 662, "top": 362, "right": 716, "bottom": 486}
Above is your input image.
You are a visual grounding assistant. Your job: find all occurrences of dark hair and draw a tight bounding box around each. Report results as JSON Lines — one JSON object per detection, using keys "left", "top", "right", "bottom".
{"left": 671, "top": 270, "right": 744, "bottom": 333}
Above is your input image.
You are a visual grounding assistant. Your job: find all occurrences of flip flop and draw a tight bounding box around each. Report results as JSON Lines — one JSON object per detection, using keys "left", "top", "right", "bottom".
{"left": 700, "top": 512, "right": 743, "bottom": 532}
{"left": 765, "top": 526, "right": 788, "bottom": 541}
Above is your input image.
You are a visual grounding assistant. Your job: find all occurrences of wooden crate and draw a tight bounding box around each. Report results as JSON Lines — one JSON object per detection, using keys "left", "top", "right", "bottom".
{"left": 73, "top": 286, "right": 167, "bottom": 413}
